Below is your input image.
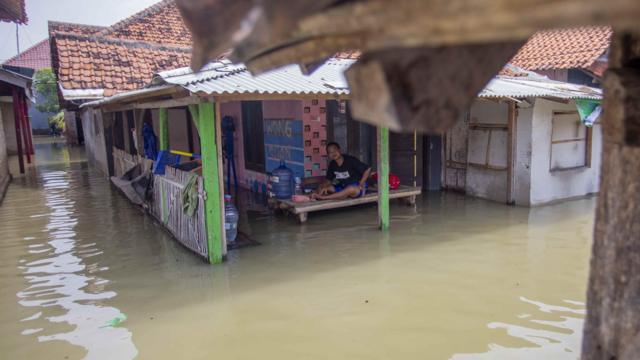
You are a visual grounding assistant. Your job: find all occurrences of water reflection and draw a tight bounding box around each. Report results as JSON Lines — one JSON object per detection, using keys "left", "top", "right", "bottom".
{"left": 0, "top": 139, "right": 595, "bottom": 359}
{"left": 451, "top": 297, "right": 585, "bottom": 359}
{"left": 9, "top": 147, "right": 137, "bottom": 359}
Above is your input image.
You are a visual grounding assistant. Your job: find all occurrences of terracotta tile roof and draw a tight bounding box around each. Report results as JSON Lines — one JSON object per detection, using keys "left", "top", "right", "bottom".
{"left": 100, "top": 0, "right": 191, "bottom": 47}
{"left": 510, "top": 26, "right": 612, "bottom": 71}
{"left": 0, "top": 0, "right": 27, "bottom": 24}
{"left": 3, "top": 39, "right": 51, "bottom": 70}
{"left": 49, "top": 0, "right": 193, "bottom": 102}
{"left": 48, "top": 21, "right": 107, "bottom": 36}
{"left": 51, "top": 33, "right": 190, "bottom": 97}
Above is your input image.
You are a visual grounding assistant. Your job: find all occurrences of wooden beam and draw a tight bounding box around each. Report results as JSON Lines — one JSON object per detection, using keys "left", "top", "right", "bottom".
{"left": 377, "top": 126, "right": 389, "bottom": 230}
{"left": 345, "top": 43, "right": 522, "bottom": 133}
{"left": 177, "top": 0, "right": 640, "bottom": 72}
{"left": 582, "top": 31, "right": 640, "bottom": 360}
{"left": 158, "top": 108, "right": 169, "bottom": 150}
{"left": 198, "top": 101, "right": 225, "bottom": 264}
{"left": 134, "top": 96, "right": 203, "bottom": 110}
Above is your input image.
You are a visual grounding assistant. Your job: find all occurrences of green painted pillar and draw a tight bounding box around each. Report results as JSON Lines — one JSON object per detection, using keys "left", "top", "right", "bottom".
{"left": 159, "top": 108, "right": 169, "bottom": 150}
{"left": 377, "top": 126, "right": 390, "bottom": 230}
{"left": 158, "top": 108, "right": 169, "bottom": 223}
{"left": 198, "top": 101, "right": 224, "bottom": 264}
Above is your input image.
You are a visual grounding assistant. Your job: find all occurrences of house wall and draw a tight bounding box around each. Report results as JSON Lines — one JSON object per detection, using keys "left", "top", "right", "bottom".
{"left": 220, "top": 100, "right": 312, "bottom": 194}
{"left": 1, "top": 102, "right": 18, "bottom": 154}
{"left": 513, "top": 102, "right": 534, "bottom": 206}
{"left": 64, "top": 110, "right": 79, "bottom": 145}
{"left": 81, "top": 108, "right": 110, "bottom": 176}
{"left": 0, "top": 103, "right": 10, "bottom": 202}
{"left": 529, "top": 98, "right": 602, "bottom": 205}
{"left": 465, "top": 99, "right": 510, "bottom": 203}
{"left": 167, "top": 108, "right": 191, "bottom": 153}
{"left": 28, "top": 91, "right": 55, "bottom": 131}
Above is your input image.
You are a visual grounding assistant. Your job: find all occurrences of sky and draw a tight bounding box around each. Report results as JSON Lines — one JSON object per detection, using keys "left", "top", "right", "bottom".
{"left": 0, "top": 0, "right": 160, "bottom": 63}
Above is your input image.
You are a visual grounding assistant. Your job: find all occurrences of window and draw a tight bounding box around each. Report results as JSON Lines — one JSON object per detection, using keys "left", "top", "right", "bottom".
{"left": 550, "top": 111, "right": 592, "bottom": 171}
{"left": 242, "top": 101, "right": 265, "bottom": 172}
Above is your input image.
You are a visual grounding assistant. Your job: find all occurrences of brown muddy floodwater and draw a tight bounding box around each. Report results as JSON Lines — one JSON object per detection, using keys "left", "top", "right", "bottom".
{"left": 0, "top": 141, "right": 594, "bottom": 360}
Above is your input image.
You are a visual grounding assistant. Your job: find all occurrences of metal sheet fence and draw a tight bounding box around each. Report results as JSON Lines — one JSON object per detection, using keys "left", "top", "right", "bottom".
{"left": 112, "top": 147, "right": 208, "bottom": 259}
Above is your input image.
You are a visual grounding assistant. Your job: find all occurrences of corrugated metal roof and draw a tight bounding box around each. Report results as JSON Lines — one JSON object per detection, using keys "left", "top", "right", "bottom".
{"left": 153, "top": 58, "right": 353, "bottom": 96}
{"left": 82, "top": 60, "right": 601, "bottom": 108}
{"left": 479, "top": 76, "right": 602, "bottom": 100}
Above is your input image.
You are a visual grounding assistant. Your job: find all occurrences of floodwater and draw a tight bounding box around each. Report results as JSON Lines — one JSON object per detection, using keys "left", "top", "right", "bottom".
{"left": 0, "top": 140, "right": 595, "bottom": 360}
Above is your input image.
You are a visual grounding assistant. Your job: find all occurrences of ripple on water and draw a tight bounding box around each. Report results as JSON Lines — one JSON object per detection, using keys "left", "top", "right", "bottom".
{"left": 1, "top": 145, "right": 138, "bottom": 359}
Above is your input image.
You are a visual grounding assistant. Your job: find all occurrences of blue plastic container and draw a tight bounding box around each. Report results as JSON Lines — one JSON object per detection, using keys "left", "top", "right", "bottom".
{"left": 270, "top": 161, "right": 294, "bottom": 199}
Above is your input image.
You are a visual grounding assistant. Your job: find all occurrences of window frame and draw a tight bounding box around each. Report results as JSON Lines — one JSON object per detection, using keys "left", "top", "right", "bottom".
{"left": 241, "top": 100, "right": 266, "bottom": 172}
{"left": 549, "top": 110, "right": 592, "bottom": 172}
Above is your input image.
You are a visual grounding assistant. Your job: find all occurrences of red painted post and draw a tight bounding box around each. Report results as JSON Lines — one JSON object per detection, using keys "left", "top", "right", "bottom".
{"left": 11, "top": 89, "right": 25, "bottom": 174}
{"left": 21, "top": 92, "right": 34, "bottom": 158}
{"left": 19, "top": 92, "right": 31, "bottom": 164}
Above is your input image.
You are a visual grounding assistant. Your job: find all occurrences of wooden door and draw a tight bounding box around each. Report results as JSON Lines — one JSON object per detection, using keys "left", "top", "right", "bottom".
{"left": 443, "top": 113, "right": 469, "bottom": 192}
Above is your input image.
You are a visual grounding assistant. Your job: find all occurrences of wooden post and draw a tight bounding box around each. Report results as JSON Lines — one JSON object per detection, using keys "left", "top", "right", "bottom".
{"left": 377, "top": 126, "right": 390, "bottom": 230}
{"left": 582, "top": 32, "right": 640, "bottom": 360}
{"left": 198, "top": 101, "right": 225, "bottom": 264}
{"left": 20, "top": 95, "right": 33, "bottom": 161}
{"left": 159, "top": 108, "right": 169, "bottom": 150}
{"left": 11, "top": 88, "right": 24, "bottom": 174}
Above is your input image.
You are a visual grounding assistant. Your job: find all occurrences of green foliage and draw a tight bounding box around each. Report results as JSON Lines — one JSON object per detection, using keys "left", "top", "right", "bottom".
{"left": 33, "top": 68, "right": 60, "bottom": 114}
{"left": 48, "top": 111, "right": 65, "bottom": 132}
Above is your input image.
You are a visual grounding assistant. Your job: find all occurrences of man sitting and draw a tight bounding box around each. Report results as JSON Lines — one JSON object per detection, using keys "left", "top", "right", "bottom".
{"left": 312, "top": 142, "right": 372, "bottom": 200}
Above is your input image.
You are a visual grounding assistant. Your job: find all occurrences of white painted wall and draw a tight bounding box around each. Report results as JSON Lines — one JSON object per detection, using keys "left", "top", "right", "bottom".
{"left": 529, "top": 98, "right": 602, "bottom": 205}
{"left": 465, "top": 100, "right": 510, "bottom": 203}
{"left": 513, "top": 102, "right": 533, "bottom": 206}
{"left": 81, "top": 108, "right": 109, "bottom": 176}
{"left": 0, "top": 104, "right": 9, "bottom": 201}
{"left": 1, "top": 102, "right": 18, "bottom": 154}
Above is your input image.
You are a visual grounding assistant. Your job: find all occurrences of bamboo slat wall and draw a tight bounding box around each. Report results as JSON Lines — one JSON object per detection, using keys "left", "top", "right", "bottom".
{"left": 152, "top": 166, "right": 209, "bottom": 259}
{"left": 112, "top": 147, "right": 208, "bottom": 259}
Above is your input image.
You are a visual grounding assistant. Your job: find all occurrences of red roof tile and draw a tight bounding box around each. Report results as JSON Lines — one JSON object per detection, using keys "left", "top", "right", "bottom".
{"left": 51, "top": 33, "right": 190, "bottom": 97}
{"left": 0, "top": 0, "right": 27, "bottom": 24}
{"left": 510, "top": 26, "right": 612, "bottom": 71}
{"left": 3, "top": 39, "right": 51, "bottom": 70}
{"left": 101, "top": 0, "right": 191, "bottom": 47}
{"left": 49, "top": 0, "right": 193, "bottom": 101}
{"left": 48, "top": 21, "right": 107, "bottom": 36}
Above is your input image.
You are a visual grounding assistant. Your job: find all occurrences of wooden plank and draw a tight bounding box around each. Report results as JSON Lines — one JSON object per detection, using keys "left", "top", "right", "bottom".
{"left": 344, "top": 43, "right": 522, "bottom": 133}
{"left": 198, "top": 101, "right": 224, "bottom": 264}
{"left": 378, "top": 126, "right": 390, "bottom": 230}
{"left": 178, "top": 0, "right": 640, "bottom": 73}
{"left": 135, "top": 96, "right": 202, "bottom": 110}
{"left": 280, "top": 186, "right": 421, "bottom": 214}
{"left": 582, "top": 31, "right": 640, "bottom": 360}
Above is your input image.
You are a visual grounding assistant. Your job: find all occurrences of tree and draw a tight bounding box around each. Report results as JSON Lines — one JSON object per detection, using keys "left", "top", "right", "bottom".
{"left": 33, "top": 68, "right": 60, "bottom": 114}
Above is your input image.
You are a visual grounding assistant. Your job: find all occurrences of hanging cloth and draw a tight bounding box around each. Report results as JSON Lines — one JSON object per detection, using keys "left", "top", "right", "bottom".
{"left": 181, "top": 172, "right": 200, "bottom": 217}
{"left": 142, "top": 122, "right": 158, "bottom": 160}
{"left": 575, "top": 99, "right": 602, "bottom": 127}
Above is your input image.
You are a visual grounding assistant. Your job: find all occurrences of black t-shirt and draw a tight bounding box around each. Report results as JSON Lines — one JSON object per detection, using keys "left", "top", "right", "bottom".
{"left": 326, "top": 154, "right": 370, "bottom": 186}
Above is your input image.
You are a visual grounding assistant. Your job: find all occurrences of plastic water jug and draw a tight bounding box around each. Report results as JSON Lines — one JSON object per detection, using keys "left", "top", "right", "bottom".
{"left": 224, "top": 195, "right": 239, "bottom": 244}
{"left": 270, "top": 161, "right": 294, "bottom": 199}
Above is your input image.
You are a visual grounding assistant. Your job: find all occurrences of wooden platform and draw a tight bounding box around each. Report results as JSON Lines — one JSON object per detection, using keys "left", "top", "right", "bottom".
{"left": 276, "top": 185, "right": 422, "bottom": 223}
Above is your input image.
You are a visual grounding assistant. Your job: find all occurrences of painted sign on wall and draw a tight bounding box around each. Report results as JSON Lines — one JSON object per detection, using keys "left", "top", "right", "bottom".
{"left": 264, "top": 118, "right": 304, "bottom": 178}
